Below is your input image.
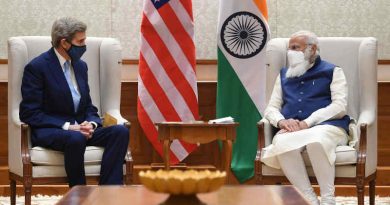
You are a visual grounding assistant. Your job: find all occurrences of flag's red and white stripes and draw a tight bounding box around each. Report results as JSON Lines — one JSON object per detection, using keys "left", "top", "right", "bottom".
{"left": 138, "top": 0, "right": 199, "bottom": 164}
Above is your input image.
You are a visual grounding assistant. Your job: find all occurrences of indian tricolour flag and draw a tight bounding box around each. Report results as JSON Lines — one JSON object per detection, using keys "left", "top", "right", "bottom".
{"left": 217, "top": 0, "right": 269, "bottom": 183}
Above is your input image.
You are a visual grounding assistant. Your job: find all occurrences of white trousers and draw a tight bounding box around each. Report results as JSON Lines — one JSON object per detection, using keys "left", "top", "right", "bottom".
{"left": 277, "top": 142, "right": 336, "bottom": 205}
{"left": 262, "top": 125, "right": 348, "bottom": 170}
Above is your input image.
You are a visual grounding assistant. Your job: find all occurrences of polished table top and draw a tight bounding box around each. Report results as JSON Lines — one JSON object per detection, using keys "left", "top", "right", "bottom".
{"left": 57, "top": 185, "right": 309, "bottom": 205}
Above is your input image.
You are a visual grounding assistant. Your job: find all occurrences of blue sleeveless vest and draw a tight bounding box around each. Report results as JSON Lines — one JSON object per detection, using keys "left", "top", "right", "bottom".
{"left": 280, "top": 57, "right": 350, "bottom": 132}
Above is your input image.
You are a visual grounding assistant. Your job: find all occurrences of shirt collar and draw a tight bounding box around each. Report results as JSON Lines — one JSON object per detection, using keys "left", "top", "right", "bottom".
{"left": 54, "top": 47, "right": 71, "bottom": 71}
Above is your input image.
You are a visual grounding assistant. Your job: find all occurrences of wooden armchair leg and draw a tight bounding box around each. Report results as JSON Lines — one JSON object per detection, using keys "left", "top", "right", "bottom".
{"left": 24, "top": 182, "right": 32, "bottom": 205}
{"left": 369, "top": 179, "right": 376, "bottom": 205}
{"left": 254, "top": 157, "right": 262, "bottom": 185}
{"left": 357, "top": 184, "right": 364, "bottom": 205}
{"left": 10, "top": 179, "right": 16, "bottom": 205}
{"left": 124, "top": 149, "right": 133, "bottom": 185}
{"left": 124, "top": 167, "right": 133, "bottom": 185}
{"left": 125, "top": 173, "right": 131, "bottom": 185}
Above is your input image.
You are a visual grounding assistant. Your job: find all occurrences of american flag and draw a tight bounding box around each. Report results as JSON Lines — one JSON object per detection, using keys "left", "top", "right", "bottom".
{"left": 137, "top": 0, "right": 199, "bottom": 164}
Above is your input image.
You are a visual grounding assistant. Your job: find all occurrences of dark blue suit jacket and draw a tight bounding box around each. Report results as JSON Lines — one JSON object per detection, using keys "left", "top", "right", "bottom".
{"left": 19, "top": 48, "right": 102, "bottom": 140}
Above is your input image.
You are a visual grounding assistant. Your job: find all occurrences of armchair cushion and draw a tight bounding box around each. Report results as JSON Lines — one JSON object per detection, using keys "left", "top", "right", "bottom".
{"left": 30, "top": 146, "right": 104, "bottom": 166}
{"left": 32, "top": 165, "right": 101, "bottom": 178}
{"left": 261, "top": 145, "right": 357, "bottom": 167}
{"left": 302, "top": 145, "right": 357, "bottom": 166}
{"left": 32, "top": 164, "right": 128, "bottom": 178}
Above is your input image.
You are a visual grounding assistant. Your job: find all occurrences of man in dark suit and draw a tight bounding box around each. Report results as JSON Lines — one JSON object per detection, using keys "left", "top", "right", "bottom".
{"left": 19, "top": 17, "right": 129, "bottom": 187}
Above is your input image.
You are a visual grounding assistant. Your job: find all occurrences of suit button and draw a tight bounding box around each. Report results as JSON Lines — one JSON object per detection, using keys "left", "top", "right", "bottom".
{"left": 298, "top": 110, "right": 302, "bottom": 113}
{"left": 301, "top": 81, "right": 304, "bottom": 84}
{"left": 300, "top": 92, "right": 304, "bottom": 95}
{"left": 298, "top": 99, "right": 302, "bottom": 102}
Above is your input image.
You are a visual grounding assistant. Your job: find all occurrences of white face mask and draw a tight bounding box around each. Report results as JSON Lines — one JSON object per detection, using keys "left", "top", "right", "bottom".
{"left": 287, "top": 50, "right": 305, "bottom": 67}
{"left": 286, "top": 47, "right": 312, "bottom": 78}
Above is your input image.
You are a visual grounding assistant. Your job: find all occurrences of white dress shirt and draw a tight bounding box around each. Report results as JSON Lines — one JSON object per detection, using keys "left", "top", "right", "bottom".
{"left": 54, "top": 48, "right": 80, "bottom": 94}
{"left": 264, "top": 66, "right": 348, "bottom": 128}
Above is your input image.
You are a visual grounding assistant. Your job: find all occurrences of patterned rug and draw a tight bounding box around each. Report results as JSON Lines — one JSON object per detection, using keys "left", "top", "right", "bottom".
{"left": 0, "top": 195, "right": 62, "bottom": 205}
{"left": 0, "top": 195, "right": 389, "bottom": 204}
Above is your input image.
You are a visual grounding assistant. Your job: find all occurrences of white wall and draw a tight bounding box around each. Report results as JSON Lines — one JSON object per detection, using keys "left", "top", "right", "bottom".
{"left": 1, "top": 0, "right": 389, "bottom": 59}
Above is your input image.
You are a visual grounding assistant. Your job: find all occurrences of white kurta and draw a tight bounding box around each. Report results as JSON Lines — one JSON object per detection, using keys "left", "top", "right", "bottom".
{"left": 261, "top": 66, "right": 349, "bottom": 169}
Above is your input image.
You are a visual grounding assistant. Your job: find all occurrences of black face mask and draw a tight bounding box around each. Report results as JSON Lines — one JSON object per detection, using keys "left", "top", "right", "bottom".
{"left": 66, "top": 44, "right": 86, "bottom": 61}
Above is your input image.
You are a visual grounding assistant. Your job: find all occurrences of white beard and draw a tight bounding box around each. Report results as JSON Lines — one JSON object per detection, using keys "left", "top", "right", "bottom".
{"left": 286, "top": 47, "right": 313, "bottom": 78}
{"left": 286, "top": 60, "right": 310, "bottom": 78}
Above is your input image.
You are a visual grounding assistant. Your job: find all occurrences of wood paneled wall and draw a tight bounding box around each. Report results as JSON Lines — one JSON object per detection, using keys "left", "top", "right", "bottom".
{"left": 0, "top": 81, "right": 390, "bottom": 188}
{"left": 0, "top": 83, "right": 7, "bottom": 166}
{"left": 378, "top": 83, "right": 390, "bottom": 167}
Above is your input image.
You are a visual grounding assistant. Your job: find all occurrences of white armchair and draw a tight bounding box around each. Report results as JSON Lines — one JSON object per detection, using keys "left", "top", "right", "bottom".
{"left": 255, "top": 37, "right": 377, "bottom": 205}
{"left": 8, "top": 36, "right": 133, "bottom": 205}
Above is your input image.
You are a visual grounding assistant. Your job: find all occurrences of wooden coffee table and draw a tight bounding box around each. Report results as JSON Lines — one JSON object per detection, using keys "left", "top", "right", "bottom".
{"left": 57, "top": 185, "right": 309, "bottom": 205}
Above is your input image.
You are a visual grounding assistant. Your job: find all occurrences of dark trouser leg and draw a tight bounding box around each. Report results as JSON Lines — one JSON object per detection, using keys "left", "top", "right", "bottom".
{"left": 64, "top": 132, "right": 87, "bottom": 186}
{"left": 32, "top": 128, "right": 87, "bottom": 187}
{"left": 89, "top": 125, "right": 129, "bottom": 185}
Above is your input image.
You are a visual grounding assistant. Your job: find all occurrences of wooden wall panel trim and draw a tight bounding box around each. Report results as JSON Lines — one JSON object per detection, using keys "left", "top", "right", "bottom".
{"left": 379, "top": 60, "right": 390, "bottom": 65}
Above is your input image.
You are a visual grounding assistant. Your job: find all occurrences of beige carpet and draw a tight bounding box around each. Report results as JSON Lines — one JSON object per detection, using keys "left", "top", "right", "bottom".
{"left": 0, "top": 195, "right": 62, "bottom": 205}
{"left": 0, "top": 195, "right": 389, "bottom": 204}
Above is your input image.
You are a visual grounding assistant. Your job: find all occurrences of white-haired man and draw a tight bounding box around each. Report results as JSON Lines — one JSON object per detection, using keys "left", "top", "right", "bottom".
{"left": 19, "top": 17, "right": 129, "bottom": 187}
{"left": 261, "top": 31, "right": 350, "bottom": 205}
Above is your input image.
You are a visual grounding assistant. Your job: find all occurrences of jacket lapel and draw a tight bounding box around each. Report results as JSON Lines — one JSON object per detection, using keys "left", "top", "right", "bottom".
{"left": 46, "top": 48, "right": 75, "bottom": 112}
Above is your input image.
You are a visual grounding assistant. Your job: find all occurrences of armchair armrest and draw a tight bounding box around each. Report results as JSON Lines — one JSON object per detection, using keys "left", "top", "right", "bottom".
{"left": 12, "top": 110, "right": 22, "bottom": 126}
{"left": 257, "top": 119, "right": 274, "bottom": 148}
{"left": 122, "top": 119, "right": 133, "bottom": 184}
{"left": 356, "top": 110, "right": 377, "bottom": 177}
{"left": 20, "top": 123, "right": 33, "bottom": 179}
{"left": 8, "top": 110, "right": 28, "bottom": 176}
{"left": 255, "top": 122, "right": 263, "bottom": 179}
{"left": 356, "top": 120, "right": 377, "bottom": 178}
{"left": 262, "top": 118, "right": 274, "bottom": 146}
{"left": 356, "top": 123, "right": 367, "bottom": 181}
{"left": 255, "top": 118, "right": 274, "bottom": 183}
{"left": 256, "top": 119, "right": 271, "bottom": 153}
{"left": 256, "top": 119, "right": 274, "bottom": 160}
{"left": 357, "top": 111, "right": 375, "bottom": 127}
{"left": 20, "top": 123, "right": 31, "bottom": 163}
